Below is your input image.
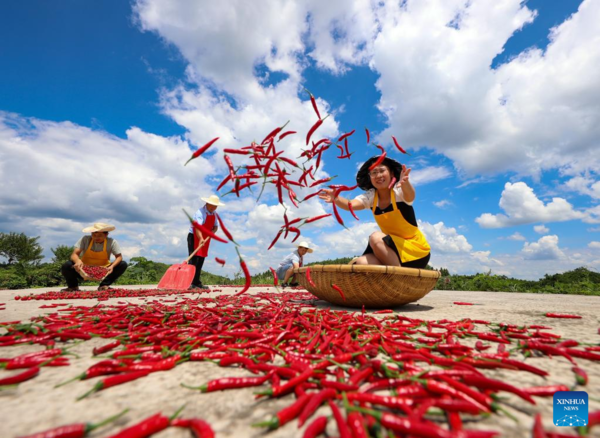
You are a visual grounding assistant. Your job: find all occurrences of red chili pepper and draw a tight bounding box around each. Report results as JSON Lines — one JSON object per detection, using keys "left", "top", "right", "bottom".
{"left": 253, "top": 393, "right": 311, "bottom": 429}
{"left": 186, "top": 419, "right": 215, "bottom": 438}
{"left": 215, "top": 257, "right": 226, "bottom": 266}
{"left": 302, "top": 416, "right": 327, "bottom": 438}
{"left": 545, "top": 313, "right": 582, "bottom": 319}
{"left": 182, "top": 374, "right": 270, "bottom": 392}
{"left": 303, "top": 214, "right": 331, "bottom": 224}
{"left": 262, "top": 123, "right": 288, "bottom": 145}
{"left": 278, "top": 130, "right": 297, "bottom": 141}
{"left": 309, "top": 176, "right": 337, "bottom": 188}
{"left": 77, "top": 371, "right": 150, "bottom": 400}
{"left": 306, "top": 117, "right": 328, "bottom": 146}
{"left": 18, "top": 409, "right": 128, "bottom": 438}
{"left": 234, "top": 247, "right": 252, "bottom": 297}
{"left": 368, "top": 146, "right": 387, "bottom": 171}
{"left": 269, "top": 267, "right": 278, "bottom": 286}
{"left": 0, "top": 366, "right": 39, "bottom": 385}
{"left": 572, "top": 366, "right": 588, "bottom": 385}
{"left": 215, "top": 213, "right": 238, "bottom": 245}
{"left": 268, "top": 231, "right": 283, "bottom": 250}
{"left": 532, "top": 413, "right": 546, "bottom": 438}
{"left": 297, "top": 388, "right": 336, "bottom": 427}
{"left": 305, "top": 268, "right": 316, "bottom": 288}
{"left": 183, "top": 210, "right": 228, "bottom": 244}
{"left": 347, "top": 412, "right": 368, "bottom": 438}
{"left": 328, "top": 401, "right": 351, "bottom": 438}
{"left": 184, "top": 137, "right": 219, "bottom": 166}
{"left": 223, "top": 148, "right": 250, "bottom": 155}
{"left": 331, "top": 284, "right": 346, "bottom": 302}
{"left": 392, "top": 135, "right": 410, "bottom": 155}
{"left": 523, "top": 385, "right": 570, "bottom": 397}
{"left": 216, "top": 174, "right": 232, "bottom": 191}
{"left": 365, "top": 128, "right": 370, "bottom": 144}
{"left": 93, "top": 340, "right": 121, "bottom": 356}
{"left": 107, "top": 413, "right": 169, "bottom": 438}
{"left": 387, "top": 176, "right": 397, "bottom": 190}
{"left": 257, "top": 367, "right": 313, "bottom": 398}
{"left": 454, "top": 302, "right": 474, "bottom": 305}
{"left": 347, "top": 201, "right": 359, "bottom": 221}
{"left": 460, "top": 374, "right": 536, "bottom": 404}
{"left": 305, "top": 89, "right": 321, "bottom": 120}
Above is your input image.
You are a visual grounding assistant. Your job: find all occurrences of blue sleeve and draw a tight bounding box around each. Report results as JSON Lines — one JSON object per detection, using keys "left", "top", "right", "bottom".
{"left": 193, "top": 208, "right": 205, "bottom": 224}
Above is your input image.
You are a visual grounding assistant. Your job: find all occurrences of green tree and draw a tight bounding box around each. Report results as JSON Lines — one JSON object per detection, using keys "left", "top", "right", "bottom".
{"left": 0, "top": 232, "right": 44, "bottom": 265}
{"left": 51, "top": 245, "right": 74, "bottom": 264}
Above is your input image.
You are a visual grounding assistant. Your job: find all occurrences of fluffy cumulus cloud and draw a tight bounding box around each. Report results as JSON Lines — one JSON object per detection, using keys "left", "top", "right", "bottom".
{"left": 475, "top": 182, "right": 586, "bottom": 228}
{"left": 564, "top": 176, "right": 600, "bottom": 200}
{"left": 534, "top": 224, "right": 549, "bottom": 234}
{"left": 521, "top": 235, "right": 566, "bottom": 260}
{"left": 589, "top": 241, "right": 600, "bottom": 249}
{"left": 419, "top": 221, "right": 472, "bottom": 254}
{"left": 0, "top": 112, "right": 222, "bottom": 264}
{"left": 374, "top": 0, "right": 600, "bottom": 178}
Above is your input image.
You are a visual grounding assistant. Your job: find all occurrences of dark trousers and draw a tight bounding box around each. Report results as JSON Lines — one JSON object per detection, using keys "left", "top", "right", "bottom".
{"left": 61, "top": 261, "right": 128, "bottom": 288}
{"left": 187, "top": 233, "right": 205, "bottom": 286}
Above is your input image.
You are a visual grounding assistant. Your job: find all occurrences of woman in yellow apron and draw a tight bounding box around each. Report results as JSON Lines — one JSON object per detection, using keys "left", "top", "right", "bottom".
{"left": 319, "top": 156, "right": 431, "bottom": 268}
{"left": 61, "top": 222, "right": 127, "bottom": 291}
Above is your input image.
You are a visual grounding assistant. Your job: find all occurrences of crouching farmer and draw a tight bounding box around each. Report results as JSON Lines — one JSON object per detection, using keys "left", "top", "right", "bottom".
{"left": 61, "top": 222, "right": 127, "bottom": 291}
{"left": 276, "top": 242, "right": 313, "bottom": 288}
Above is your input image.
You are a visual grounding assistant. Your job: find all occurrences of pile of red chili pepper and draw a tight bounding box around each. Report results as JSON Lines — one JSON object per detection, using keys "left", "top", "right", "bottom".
{"left": 2, "top": 290, "right": 599, "bottom": 437}
{"left": 80, "top": 265, "right": 109, "bottom": 281}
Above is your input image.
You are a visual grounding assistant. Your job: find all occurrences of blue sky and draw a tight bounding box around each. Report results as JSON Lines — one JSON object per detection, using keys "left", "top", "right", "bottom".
{"left": 1, "top": 0, "right": 599, "bottom": 280}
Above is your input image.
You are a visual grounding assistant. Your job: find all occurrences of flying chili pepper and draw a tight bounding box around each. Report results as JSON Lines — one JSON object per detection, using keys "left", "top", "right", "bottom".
{"left": 303, "top": 214, "right": 331, "bottom": 224}
{"left": 305, "top": 268, "right": 316, "bottom": 288}
{"left": 365, "top": 128, "right": 370, "bottom": 144}
{"left": 331, "top": 284, "right": 346, "bottom": 301}
{"left": 338, "top": 130, "right": 355, "bottom": 142}
{"left": 387, "top": 177, "right": 397, "bottom": 190}
{"left": 184, "top": 137, "right": 219, "bottom": 166}
{"left": 215, "top": 213, "right": 238, "bottom": 245}
{"left": 304, "top": 89, "right": 321, "bottom": 120}
{"left": 306, "top": 115, "right": 329, "bottom": 146}
{"left": 269, "top": 267, "right": 278, "bottom": 286}
{"left": 183, "top": 210, "right": 228, "bottom": 244}
{"left": 368, "top": 146, "right": 387, "bottom": 171}
{"left": 215, "top": 258, "right": 226, "bottom": 267}
{"left": 278, "top": 130, "right": 297, "bottom": 142}
{"left": 392, "top": 136, "right": 410, "bottom": 155}
{"left": 234, "top": 247, "right": 252, "bottom": 297}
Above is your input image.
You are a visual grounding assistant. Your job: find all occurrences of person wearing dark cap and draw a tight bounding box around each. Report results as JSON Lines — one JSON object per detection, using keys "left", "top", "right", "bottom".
{"left": 318, "top": 156, "right": 430, "bottom": 268}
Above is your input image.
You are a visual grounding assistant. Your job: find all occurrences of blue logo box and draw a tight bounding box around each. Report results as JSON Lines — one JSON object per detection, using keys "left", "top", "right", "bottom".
{"left": 553, "top": 391, "right": 588, "bottom": 427}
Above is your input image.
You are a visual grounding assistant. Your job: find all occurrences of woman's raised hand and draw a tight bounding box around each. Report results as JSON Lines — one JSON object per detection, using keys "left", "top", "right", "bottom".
{"left": 318, "top": 188, "right": 335, "bottom": 203}
{"left": 398, "top": 165, "right": 411, "bottom": 186}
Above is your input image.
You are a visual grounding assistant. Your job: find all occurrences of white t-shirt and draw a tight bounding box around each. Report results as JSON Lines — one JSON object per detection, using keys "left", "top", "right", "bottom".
{"left": 354, "top": 186, "right": 413, "bottom": 209}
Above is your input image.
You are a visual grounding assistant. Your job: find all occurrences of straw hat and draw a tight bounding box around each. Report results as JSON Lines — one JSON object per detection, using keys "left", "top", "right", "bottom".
{"left": 296, "top": 241, "right": 314, "bottom": 253}
{"left": 201, "top": 195, "right": 226, "bottom": 206}
{"left": 82, "top": 222, "right": 116, "bottom": 233}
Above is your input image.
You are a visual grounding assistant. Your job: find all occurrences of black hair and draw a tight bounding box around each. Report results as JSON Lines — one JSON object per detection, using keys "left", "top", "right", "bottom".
{"left": 356, "top": 156, "right": 402, "bottom": 191}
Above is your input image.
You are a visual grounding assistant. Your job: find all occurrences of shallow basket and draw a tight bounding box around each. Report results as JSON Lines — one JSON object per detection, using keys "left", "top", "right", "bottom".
{"left": 293, "top": 264, "right": 440, "bottom": 308}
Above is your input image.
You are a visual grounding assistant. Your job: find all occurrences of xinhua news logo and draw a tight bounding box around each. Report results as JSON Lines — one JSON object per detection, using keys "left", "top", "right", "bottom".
{"left": 553, "top": 391, "right": 588, "bottom": 427}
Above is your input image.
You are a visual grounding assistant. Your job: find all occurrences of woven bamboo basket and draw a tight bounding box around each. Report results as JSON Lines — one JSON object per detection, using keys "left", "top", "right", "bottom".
{"left": 293, "top": 264, "right": 440, "bottom": 308}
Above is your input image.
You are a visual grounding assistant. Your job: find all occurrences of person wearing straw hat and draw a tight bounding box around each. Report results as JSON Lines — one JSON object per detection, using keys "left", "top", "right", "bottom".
{"left": 276, "top": 241, "right": 314, "bottom": 288}
{"left": 319, "top": 156, "right": 430, "bottom": 268}
{"left": 188, "top": 194, "right": 225, "bottom": 289}
{"left": 60, "top": 222, "right": 128, "bottom": 292}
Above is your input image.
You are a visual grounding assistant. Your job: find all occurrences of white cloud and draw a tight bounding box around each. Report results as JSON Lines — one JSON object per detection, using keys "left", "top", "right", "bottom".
{"left": 506, "top": 232, "right": 526, "bottom": 241}
{"left": 475, "top": 182, "right": 585, "bottom": 228}
{"left": 564, "top": 176, "right": 600, "bottom": 200}
{"left": 533, "top": 224, "right": 549, "bottom": 234}
{"left": 419, "top": 221, "right": 472, "bottom": 254}
{"left": 521, "top": 235, "right": 565, "bottom": 260}
{"left": 433, "top": 200, "right": 452, "bottom": 209}
{"left": 410, "top": 166, "right": 453, "bottom": 186}
{"left": 372, "top": 0, "right": 600, "bottom": 177}
{"left": 589, "top": 241, "right": 600, "bottom": 249}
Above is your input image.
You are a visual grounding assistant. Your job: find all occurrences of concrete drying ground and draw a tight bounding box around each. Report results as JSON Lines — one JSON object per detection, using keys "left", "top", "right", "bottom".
{"left": 0, "top": 286, "right": 598, "bottom": 437}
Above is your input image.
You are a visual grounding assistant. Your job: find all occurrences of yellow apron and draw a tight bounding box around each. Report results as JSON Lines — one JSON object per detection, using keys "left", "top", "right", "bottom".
{"left": 80, "top": 238, "right": 111, "bottom": 267}
{"left": 373, "top": 190, "right": 430, "bottom": 263}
